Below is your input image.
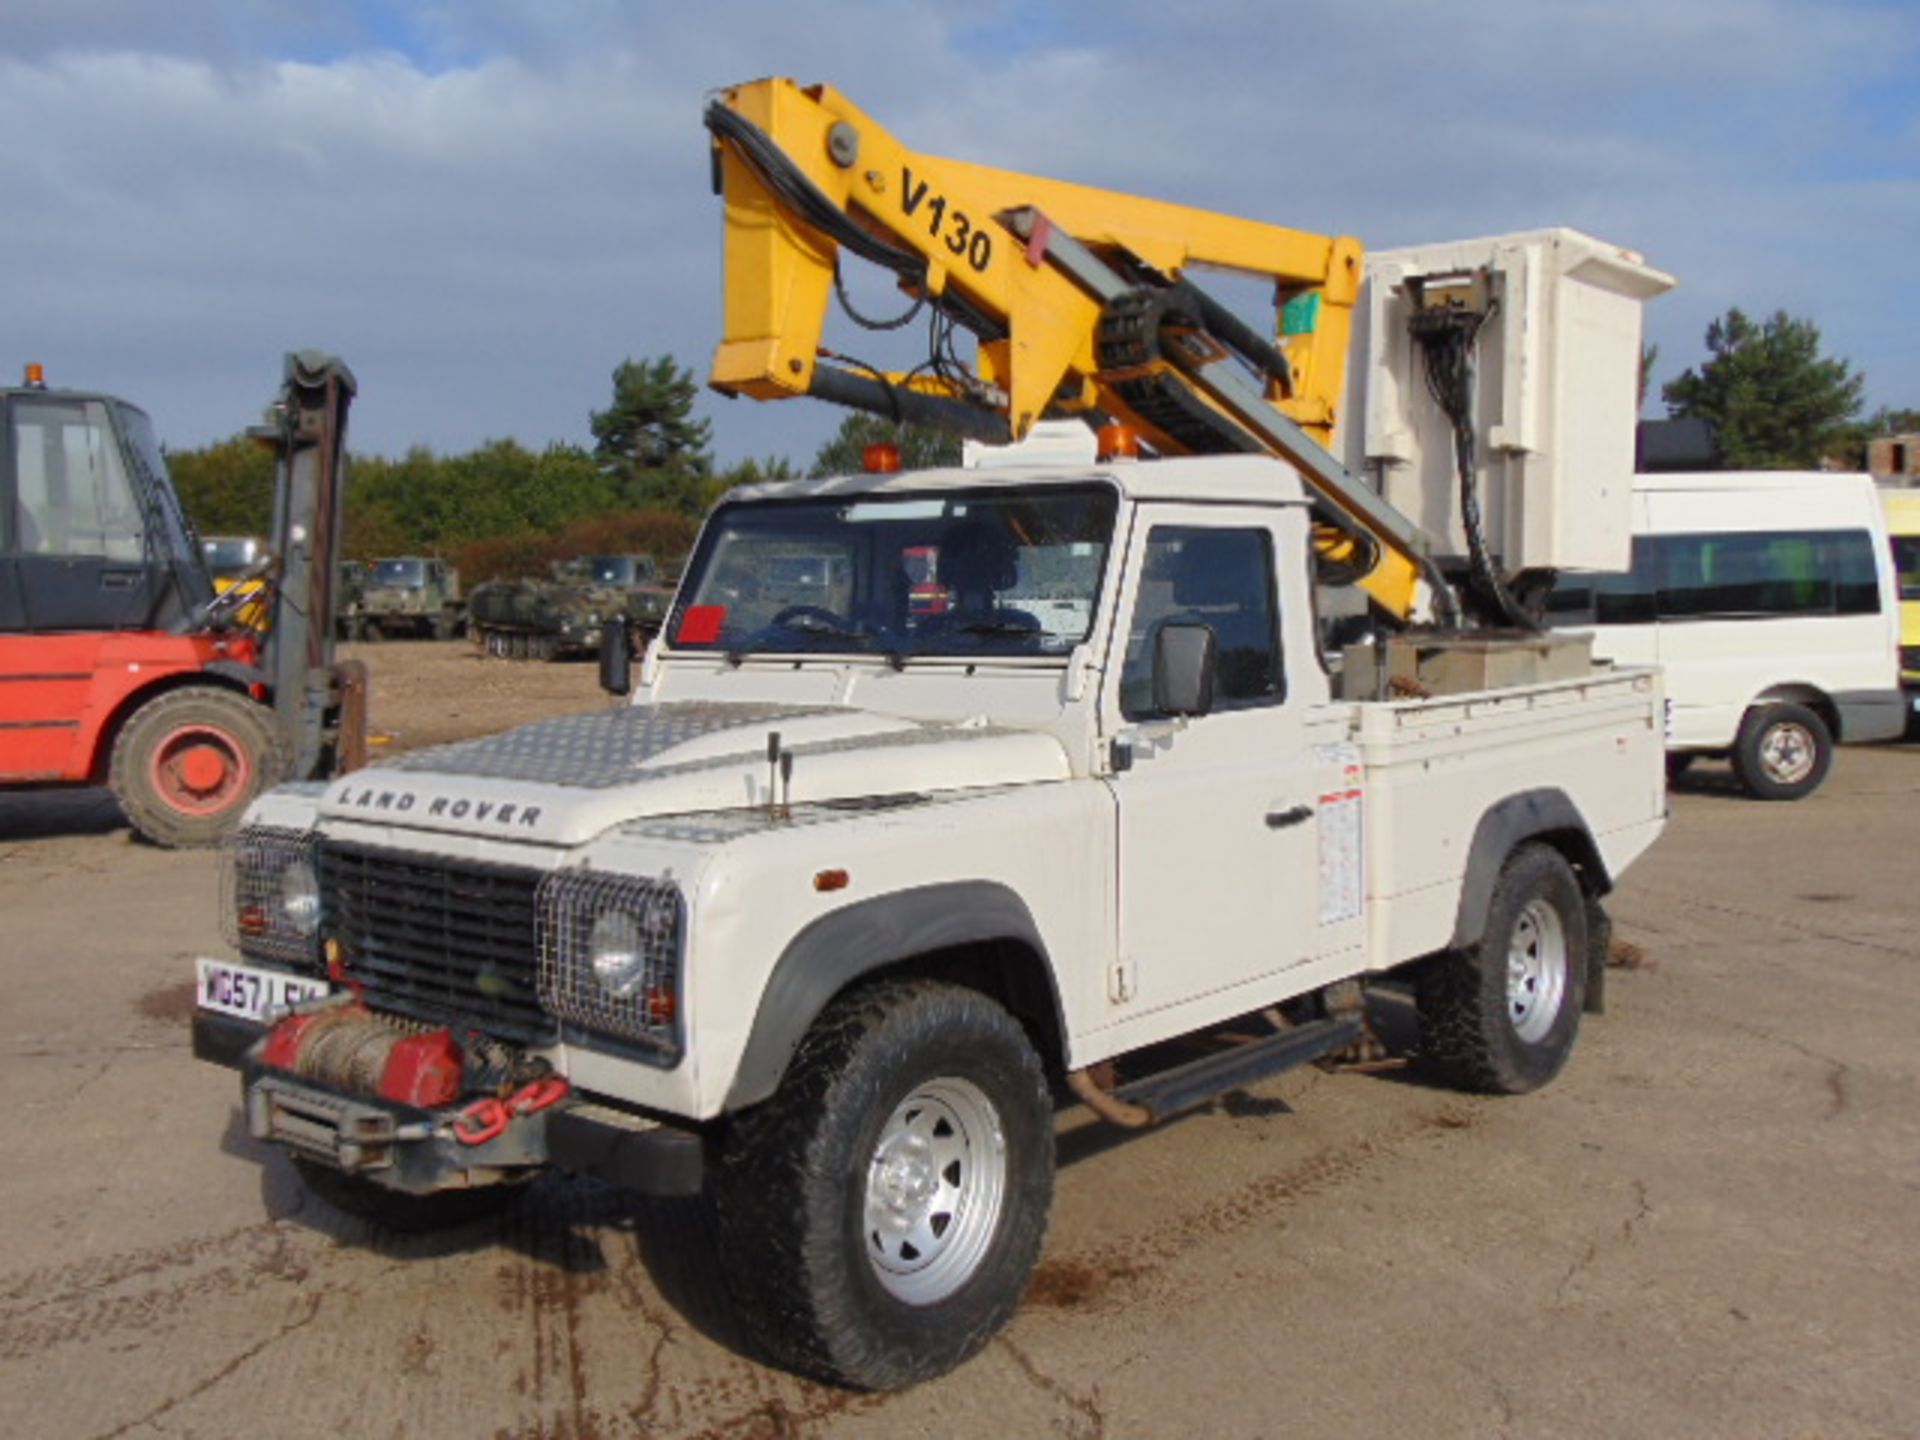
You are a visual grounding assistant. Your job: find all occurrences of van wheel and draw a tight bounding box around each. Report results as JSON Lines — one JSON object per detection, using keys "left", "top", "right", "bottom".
{"left": 1417, "top": 843, "right": 1589, "bottom": 1095}
{"left": 712, "top": 981, "right": 1054, "bottom": 1390}
{"left": 1731, "top": 703, "right": 1831, "bottom": 801}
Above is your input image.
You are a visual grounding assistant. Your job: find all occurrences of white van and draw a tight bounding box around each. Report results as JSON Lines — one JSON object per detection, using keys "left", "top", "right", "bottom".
{"left": 1545, "top": 472, "right": 1902, "bottom": 799}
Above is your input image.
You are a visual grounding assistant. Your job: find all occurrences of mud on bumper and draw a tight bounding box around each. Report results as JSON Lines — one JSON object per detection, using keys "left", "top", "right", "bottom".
{"left": 194, "top": 1011, "right": 703, "bottom": 1198}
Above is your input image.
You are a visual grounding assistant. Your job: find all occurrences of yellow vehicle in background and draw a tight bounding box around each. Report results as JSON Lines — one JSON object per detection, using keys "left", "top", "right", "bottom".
{"left": 199, "top": 534, "right": 272, "bottom": 630}
{"left": 1880, "top": 487, "right": 1920, "bottom": 725}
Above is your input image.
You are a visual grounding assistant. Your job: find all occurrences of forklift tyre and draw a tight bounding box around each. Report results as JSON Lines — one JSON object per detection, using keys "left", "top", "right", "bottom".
{"left": 109, "top": 687, "right": 290, "bottom": 848}
{"left": 290, "top": 1157, "right": 523, "bottom": 1234}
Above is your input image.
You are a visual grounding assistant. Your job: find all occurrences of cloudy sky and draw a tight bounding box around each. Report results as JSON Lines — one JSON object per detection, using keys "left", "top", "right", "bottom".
{"left": 3, "top": 0, "right": 1914, "bottom": 469}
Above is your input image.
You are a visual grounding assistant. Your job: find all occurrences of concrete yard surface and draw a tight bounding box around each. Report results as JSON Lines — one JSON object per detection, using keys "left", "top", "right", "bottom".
{"left": 0, "top": 650, "right": 1915, "bottom": 1438}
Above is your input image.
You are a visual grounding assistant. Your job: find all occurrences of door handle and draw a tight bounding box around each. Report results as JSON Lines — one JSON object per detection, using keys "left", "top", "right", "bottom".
{"left": 101, "top": 569, "right": 142, "bottom": 591}
{"left": 1265, "top": 804, "right": 1312, "bottom": 829}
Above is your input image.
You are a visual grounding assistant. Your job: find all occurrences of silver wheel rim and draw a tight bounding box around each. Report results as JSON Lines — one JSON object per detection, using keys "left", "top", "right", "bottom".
{"left": 1759, "top": 721, "right": 1816, "bottom": 785}
{"left": 1506, "top": 897, "right": 1569, "bottom": 1045}
{"left": 864, "top": 1076, "right": 1007, "bottom": 1306}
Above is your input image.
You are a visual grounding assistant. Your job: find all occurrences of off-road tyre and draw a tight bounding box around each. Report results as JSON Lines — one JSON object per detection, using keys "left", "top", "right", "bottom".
{"left": 291, "top": 1157, "right": 521, "bottom": 1234}
{"left": 1418, "top": 843, "right": 1589, "bottom": 1095}
{"left": 1730, "top": 702, "right": 1831, "bottom": 801}
{"left": 109, "top": 687, "right": 289, "bottom": 848}
{"left": 712, "top": 980, "right": 1055, "bottom": 1391}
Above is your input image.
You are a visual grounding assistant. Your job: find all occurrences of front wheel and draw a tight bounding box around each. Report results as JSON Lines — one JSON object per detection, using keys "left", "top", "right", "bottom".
{"left": 1731, "top": 703, "right": 1832, "bottom": 801}
{"left": 1417, "top": 843, "right": 1590, "bottom": 1095}
{"left": 108, "top": 688, "right": 288, "bottom": 847}
{"left": 712, "top": 981, "right": 1054, "bottom": 1390}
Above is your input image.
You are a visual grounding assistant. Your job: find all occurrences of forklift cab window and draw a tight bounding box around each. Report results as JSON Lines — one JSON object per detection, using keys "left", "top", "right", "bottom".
{"left": 10, "top": 399, "right": 144, "bottom": 561}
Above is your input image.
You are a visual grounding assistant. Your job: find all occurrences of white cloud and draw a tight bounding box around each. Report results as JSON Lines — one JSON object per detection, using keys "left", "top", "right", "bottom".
{"left": 0, "top": 0, "right": 1912, "bottom": 474}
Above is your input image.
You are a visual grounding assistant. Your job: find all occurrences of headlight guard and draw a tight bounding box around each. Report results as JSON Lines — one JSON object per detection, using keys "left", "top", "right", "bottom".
{"left": 537, "top": 869, "right": 684, "bottom": 1062}
{"left": 223, "top": 825, "right": 323, "bottom": 967}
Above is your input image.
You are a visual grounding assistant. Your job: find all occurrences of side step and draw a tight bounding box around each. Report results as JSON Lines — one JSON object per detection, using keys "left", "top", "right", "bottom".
{"left": 1111, "top": 1017, "right": 1362, "bottom": 1124}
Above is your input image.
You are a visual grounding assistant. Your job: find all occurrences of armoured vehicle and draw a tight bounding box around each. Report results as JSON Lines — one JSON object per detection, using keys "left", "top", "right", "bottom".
{"left": 468, "top": 553, "right": 673, "bottom": 659}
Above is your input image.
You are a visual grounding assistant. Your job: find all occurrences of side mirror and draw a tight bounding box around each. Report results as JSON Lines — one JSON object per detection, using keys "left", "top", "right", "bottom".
{"left": 598, "top": 618, "right": 633, "bottom": 697}
{"left": 1152, "top": 621, "right": 1215, "bottom": 717}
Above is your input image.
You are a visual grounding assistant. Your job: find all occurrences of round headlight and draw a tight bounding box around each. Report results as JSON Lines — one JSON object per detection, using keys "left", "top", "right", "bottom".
{"left": 279, "top": 857, "right": 321, "bottom": 938}
{"left": 589, "top": 910, "right": 648, "bottom": 998}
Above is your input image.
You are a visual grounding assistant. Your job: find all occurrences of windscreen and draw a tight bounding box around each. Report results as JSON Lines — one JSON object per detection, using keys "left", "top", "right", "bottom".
{"left": 373, "top": 559, "right": 425, "bottom": 588}
{"left": 669, "top": 484, "right": 1118, "bottom": 659}
{"left": 202, "top": 538, "right": 255, "bottom": 576}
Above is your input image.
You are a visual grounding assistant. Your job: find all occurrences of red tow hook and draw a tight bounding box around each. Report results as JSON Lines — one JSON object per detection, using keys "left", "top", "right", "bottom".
{"left": 450, "top": 1077, "right": 571, "bottom": 1148}
{"left": 507, "top": 1077, "right": 570, "bottom": 1117}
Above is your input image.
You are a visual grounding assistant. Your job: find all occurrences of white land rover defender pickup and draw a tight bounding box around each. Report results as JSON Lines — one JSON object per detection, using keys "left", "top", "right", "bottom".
{"left": 194, "top": 453, "right": 1666, "bottom": 1389}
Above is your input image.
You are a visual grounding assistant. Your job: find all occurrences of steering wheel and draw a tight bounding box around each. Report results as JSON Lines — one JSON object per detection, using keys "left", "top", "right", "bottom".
{"left": 769, "top": 604, "right": 852, "bottom": 633}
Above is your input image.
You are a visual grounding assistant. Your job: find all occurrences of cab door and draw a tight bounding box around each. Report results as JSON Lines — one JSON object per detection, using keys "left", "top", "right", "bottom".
{"left": 8, "top": 395, "right": 158, "bottom": 633}
{"left": 1101, "top": 506, "right": 1333, "bottom": 1016}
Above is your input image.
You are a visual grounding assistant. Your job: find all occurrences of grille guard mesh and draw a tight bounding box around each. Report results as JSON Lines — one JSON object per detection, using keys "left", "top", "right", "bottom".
{"left": 224, "top": 825, "right": 321, "bottom": 966}
{"left": 538, "top": 869, "right": 683, "bottom": 1060}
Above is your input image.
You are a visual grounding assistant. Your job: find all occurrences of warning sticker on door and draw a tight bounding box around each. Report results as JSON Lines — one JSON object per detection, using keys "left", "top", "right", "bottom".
{"left": 1317, "top": 765, "right": 1364, "bottom": 927}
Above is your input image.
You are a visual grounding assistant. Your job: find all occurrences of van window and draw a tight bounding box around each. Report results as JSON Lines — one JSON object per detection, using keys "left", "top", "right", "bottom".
{"left": 1891, "top": 535, "right": 1920, "bottom": 602}
{"left": 1546, "top": 528, "right": 1882, "bottom": 624}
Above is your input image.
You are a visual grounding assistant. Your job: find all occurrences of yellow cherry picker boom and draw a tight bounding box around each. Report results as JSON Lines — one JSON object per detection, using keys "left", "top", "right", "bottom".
{"left": 704, "top": 76, "right": 1464, "bottom": 623}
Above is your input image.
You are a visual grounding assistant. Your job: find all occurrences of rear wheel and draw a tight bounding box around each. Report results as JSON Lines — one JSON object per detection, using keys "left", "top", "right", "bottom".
{"left": 1417, "top": 843, "right": 1589, "bottom": 1094}
{"left": 713, "top": 981, "right": 1054, "bottom": 1390}
{"left": 1731, "top": 703, "right": 1831, "bottom": 801}
{"left": 109, "top": 688, "right": 288, "bottom": 848}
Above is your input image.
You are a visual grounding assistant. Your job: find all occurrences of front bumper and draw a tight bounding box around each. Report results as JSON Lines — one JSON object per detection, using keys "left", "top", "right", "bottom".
{"left": 194, "top": 1011, "right": 704, "bottom": 1197}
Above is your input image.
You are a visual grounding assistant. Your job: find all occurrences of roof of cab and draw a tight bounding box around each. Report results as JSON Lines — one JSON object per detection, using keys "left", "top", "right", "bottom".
{"left": 717, "top": 453, "right": 1314, "bottom": 510}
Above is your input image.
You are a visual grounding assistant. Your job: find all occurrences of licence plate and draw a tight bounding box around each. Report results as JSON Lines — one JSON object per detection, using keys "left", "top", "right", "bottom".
{"left": 195, "top": 958, "right": 330, "bottom": 1022}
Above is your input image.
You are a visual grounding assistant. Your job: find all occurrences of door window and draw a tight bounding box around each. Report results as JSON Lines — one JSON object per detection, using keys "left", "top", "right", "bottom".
{"left": 11, "top": 399, "right": 144, "bottom": 561}
{"left": 1120, "top": 526, "right": 1282, "bottom": 718}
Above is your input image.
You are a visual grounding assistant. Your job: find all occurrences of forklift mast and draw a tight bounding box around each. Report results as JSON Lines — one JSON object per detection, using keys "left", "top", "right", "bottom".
{"left": 252, "top": 352, "right": 358, "bottom": 779}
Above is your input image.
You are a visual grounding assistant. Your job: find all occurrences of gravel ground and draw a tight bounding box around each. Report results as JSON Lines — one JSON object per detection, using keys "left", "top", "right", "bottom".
{"left": 1, "top": 647, "right": 1916, "bottom": 1439}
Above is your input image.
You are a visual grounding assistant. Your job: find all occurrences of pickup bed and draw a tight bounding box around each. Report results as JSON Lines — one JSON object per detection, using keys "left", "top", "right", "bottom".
{"left": 194, "top": 454, "right": 1665, "bottom": 1389}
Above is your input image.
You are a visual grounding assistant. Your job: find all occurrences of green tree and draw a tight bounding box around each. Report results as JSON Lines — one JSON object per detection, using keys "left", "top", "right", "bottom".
{"left": 168, "top": 436, "right": 275, "bottom": 537}
{"left": 809, "top": 413, "right": 962, "bottom": 477}
{"left": 1863, "top": 405, "right": 1920, "bottom": 437}
{"left": 590, "top": 356, "right": 713, "bottom": 515}
{"left": 1662, "top": 309, "right": 1864, "bottom": 469}
{"left": 703, "top": 454, "right": 799, "bottom": 510}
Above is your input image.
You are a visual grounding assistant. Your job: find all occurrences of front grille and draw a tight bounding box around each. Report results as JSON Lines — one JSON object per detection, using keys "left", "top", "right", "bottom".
{"left": 319, "top": 842, "right": 552, "bottom": 1045}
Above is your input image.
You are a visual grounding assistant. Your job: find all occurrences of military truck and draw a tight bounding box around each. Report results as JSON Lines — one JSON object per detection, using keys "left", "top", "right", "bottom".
{"left": 334, "top": 559, "right": 369, "bottom": 641}
{"left": 468, "top": 553, "right": 673, "bottom": 660}
{"left": 353, "top": 556, "right": 462, "bottom": 641}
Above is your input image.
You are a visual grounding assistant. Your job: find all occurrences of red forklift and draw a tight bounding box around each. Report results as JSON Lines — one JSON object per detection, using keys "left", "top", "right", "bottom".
{"left": 0, "top": 352, "right": 365, "bottom": 846}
